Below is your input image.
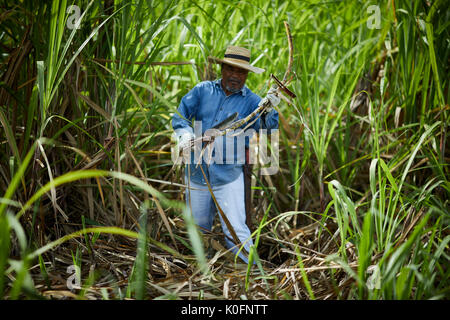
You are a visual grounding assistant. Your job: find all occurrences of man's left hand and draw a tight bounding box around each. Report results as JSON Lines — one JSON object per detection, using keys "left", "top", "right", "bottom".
{"left": 259, "top": 85, "right": 280, "bottom": 114}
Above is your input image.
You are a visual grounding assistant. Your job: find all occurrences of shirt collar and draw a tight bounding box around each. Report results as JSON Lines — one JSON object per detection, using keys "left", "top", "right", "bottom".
{"left": 214, "top": 78, "right": 247, "bottom": 96}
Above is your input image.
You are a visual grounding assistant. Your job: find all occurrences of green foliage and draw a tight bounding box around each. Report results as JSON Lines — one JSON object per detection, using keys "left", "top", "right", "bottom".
{"left": 0, "top": 0, "right": 448, "bottom": 299}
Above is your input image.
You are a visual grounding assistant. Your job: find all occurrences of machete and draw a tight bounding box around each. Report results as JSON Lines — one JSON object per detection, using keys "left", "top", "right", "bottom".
{"left": 211, "top": 112, "right": 239, "bottom": 130}
{"left": 179, "top": 111, "right": 239, "bottom": 154}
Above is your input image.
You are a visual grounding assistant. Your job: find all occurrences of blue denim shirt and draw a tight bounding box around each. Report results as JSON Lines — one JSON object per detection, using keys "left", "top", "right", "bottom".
{"left": 172, "top": 79, "right": 278, "bottom": 186}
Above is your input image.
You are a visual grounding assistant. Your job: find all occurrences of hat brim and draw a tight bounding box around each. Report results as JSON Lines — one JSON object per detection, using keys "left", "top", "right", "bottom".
{"left": 208, "top": 56, "right": 265, "bottom": 74}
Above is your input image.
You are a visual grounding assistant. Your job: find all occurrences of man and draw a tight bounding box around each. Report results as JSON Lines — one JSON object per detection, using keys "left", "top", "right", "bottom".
{"left": 172, "top": 46, "right": 279, "bottom": 263}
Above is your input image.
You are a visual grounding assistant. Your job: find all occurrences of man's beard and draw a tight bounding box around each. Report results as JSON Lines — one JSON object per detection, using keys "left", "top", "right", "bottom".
{"left": 225, "top": 84, "right": 242, "bottom": 93}
{"left": 224, "top": 78, "right": 243, "bottom": 93}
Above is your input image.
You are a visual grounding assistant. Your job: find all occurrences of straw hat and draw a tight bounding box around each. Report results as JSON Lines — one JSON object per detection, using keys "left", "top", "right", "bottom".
{"left": 208, "top": 46, "right": 265, "bottom": 74}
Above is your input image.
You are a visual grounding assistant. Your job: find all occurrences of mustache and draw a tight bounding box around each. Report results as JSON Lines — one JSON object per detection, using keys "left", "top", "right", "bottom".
{"left": 227, "top": 77, "right": 241, "bottom": 83}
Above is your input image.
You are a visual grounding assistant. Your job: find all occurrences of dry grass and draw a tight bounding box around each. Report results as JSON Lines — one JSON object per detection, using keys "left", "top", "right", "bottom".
{"left": 0, "top": 0, "right": 448, "bottom": 300}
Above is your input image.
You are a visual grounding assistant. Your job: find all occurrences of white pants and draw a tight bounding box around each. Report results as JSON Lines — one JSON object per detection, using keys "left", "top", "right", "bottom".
{"left": 185, "top": 171, "right": 253, "bottom": 263}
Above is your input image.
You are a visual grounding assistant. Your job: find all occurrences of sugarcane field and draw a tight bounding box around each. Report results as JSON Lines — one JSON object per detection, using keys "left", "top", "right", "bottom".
{"left": 0, "top": 0, "right": 449, "bottom": 305}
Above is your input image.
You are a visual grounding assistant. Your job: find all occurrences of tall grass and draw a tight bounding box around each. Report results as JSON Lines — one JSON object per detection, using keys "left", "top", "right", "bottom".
{"left": 0, "top": 0, "right": 448, "bottom": 299}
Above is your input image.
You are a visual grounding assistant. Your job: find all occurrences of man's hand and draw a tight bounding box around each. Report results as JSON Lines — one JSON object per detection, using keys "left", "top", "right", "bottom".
{"left": 201, "top": 135, "right": 214, "bottom": 142}
{"left": 258, "top": 85, "right": 280, "bottom": 114}
{"left": 177, "top": 132, "right": 194, "bottom": 152}
{"left": 177, "top": 132, "right": 215, "bottom": 154}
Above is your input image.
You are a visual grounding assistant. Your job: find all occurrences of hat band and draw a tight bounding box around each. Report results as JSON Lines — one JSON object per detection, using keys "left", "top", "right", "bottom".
{"left": 224, "top": 54, "right": 250, "bottom": 62}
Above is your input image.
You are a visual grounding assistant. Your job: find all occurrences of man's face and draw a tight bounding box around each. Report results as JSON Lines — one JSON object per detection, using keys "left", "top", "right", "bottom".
{"left": 221, "top": 63, "right": 249, "bottom": 94}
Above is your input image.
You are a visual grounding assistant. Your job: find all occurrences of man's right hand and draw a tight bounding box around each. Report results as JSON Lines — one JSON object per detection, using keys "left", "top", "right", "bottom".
{"left": 177, "top": 132, "right": 194, "bottom": 152}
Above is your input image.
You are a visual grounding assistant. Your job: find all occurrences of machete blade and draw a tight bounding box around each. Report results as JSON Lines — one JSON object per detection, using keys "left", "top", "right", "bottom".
{"left": 211, "top": 112, "right": 239, "bottom": 130}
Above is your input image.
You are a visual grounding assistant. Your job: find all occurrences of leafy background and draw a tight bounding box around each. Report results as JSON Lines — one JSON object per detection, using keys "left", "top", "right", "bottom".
{"left": 0, "top": 0, "right": 448, "bottom": 299}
